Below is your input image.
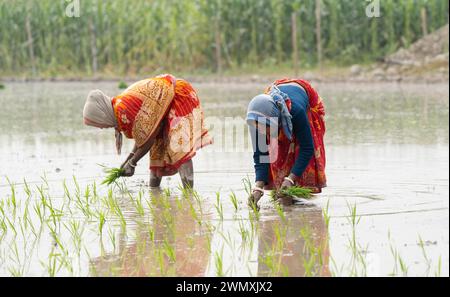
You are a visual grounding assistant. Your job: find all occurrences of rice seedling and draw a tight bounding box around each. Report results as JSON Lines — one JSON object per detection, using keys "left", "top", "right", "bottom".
{"left": 238, "top": 220, "right": 249, "bottom": 246}
{"left": 163, "top": 239, "right": 176, "bottom": 263}
{"left": 33, "top": 200, "right": 44, "bottom": 225}
{"left": 0, "top": 219, "right": 7, "bottom": 241}
{"left": 148, "top": 225, "right": 155, "bottom": 241}
{"left": 229, "top": 191, "right": 238, "bottom": 212}
{"left": 299, "top": 224, "right": 327, "bottom": 277}
{"left": 218, "top": 230, "right": 235, "bottom": 250}
{"left": 270, "top": 186, "right": 313, "bottom": 202}
{"left": 259, "top": 242, "right": 287, "bottom": 277}
{"left": 242, "top": 176, "right": 252, "bottom": 197}
{"left": 163, "top": 188, "right": 171, "bottom": 198}
{"left": 63, "top": 220, "right": 84, "bottom": 256}
{"left": 100, "top": 166, "right": 125, "bottom": 186}
{"left": 107, "top": 189, "right": 126, "bottom": 233}
{"left": 322, "top": 199, "right": 331, "bottom": 229}
{"left": 275, "top": 203, "right": 286, "bottom": 223}
{"left": 43, "top": 249, "right": 64, "bottom": 277}
{"left": 5, "top": 216, "right": 17, "bottom": 237}
{"left": 214, "top": 248, "right": 225, "bottom": 277}
{"left": 92, "top": 181, "right": 99, "bottom": 202}
{"left": 344, "top": 203, "right": 369, "bottom": 277}
{"left": 152, "top": 246, "right": 167, "bottom": 276}
{"left": 107, "top": 226, "right": 117, "bottom": 252}
{"left": 7, "top": 242, "right": 24, "bottom": 277}
{"left": 96, "top": 210, "right": 106, "bottom": 236}
{"left": 129, "top": 190, "right": 145, "bottom": 217}
{"left": 418, "top": 236, "right": 432, "bottom": 276}
{"left": 435, "top": 256, "right": 442, "bottom": 277}
{"left": 175, "top": 194, "right": 183, "bottom": 211}
{"left": 6, "top": 178, "right": 17, "bottom": 215}
{"left": 214, "top": 192, "right": 224, "bottom": 221}
{"left": 187, "top": 198, "right": 201, "bottom": 227}
{"left": 398, "top": 254, "right": 409, "bottom": 276}
{"left": 0, "top": 83, "right": 5, "bottom": 89}
{"left": 248, "top": 202, "right": 260, "bottom": 220}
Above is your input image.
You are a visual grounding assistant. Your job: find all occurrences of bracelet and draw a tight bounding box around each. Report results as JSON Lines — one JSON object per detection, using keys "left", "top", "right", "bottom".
{"left": 284, "top": 176, "right": 295, "bottom": 186}
{"left": 252, "top": 187, "right": 264, "bottom": 195}
{"left": 128, "top": 160, "right": 137, "bottom": 168}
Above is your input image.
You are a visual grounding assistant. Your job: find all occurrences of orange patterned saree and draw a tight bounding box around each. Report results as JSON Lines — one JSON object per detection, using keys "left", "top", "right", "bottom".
{"left": 112, "top": 74, "right": 212, "bottom": 177}
{"left": 265, "top": 79, "right": 327, "bottom": 193}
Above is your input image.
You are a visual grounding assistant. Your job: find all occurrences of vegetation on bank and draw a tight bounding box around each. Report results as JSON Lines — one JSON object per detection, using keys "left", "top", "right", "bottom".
{"left": 0, "top": 0, "right": 448, "bottom": 78}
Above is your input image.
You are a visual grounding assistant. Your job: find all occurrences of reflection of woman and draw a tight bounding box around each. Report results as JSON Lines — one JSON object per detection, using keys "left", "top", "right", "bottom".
{"left": 246, "top": 79, "right": 327, "bottom": 206}
{"left": 258, "top": 207, "right": 331, "bottom": 277}
{"left": 89, "top": 189, "right": 210, "bottom": 276}
{"left": 83, "top": 74, "right": 212, "bottom": 188}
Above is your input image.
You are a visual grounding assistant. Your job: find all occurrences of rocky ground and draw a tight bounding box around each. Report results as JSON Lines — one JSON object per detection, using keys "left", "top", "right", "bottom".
{"left": 348, "top": 24, "right": 449, "bottom": 83}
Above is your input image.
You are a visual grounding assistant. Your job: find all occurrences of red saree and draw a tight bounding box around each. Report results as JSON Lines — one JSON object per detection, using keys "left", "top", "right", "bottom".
{"left": 265, "top": 79, "right": 327, "bottom": 193}
{"left": 112, "top": 74, "right": 212, "bottom": 177}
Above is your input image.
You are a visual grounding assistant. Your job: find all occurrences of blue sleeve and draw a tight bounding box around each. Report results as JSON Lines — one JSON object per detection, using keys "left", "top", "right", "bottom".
{"left": 249, "top": 126, "right": 270, "bottom": 183}
{"left": 291, "top": 108, "right": 314, "bottom": 177}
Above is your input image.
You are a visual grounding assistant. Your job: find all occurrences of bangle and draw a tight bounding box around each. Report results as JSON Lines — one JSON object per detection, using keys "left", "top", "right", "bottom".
{"left": 252, "top": 187, "right": 264, "bottom": 195}
{"left": 284, "top": 176, "right": 295, "bottom": 186}
{"left": 128, "top": 160, "right": 137, "bottom": 168}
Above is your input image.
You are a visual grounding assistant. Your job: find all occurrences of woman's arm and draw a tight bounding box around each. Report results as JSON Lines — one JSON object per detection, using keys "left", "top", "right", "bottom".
{"left": 130, "top": 137, "right": 155, "bottom": 165}
{"left": 121, "top": 137, "right": 156, "bottom": 177}
{"left": 250, "top": 125, "right": 270, "bottom": 184}
{"left": 120, "top": 144, "right": 138, "bottom": 168}
{"left": 248, "top": 125, "right": 270, "bottom": 206}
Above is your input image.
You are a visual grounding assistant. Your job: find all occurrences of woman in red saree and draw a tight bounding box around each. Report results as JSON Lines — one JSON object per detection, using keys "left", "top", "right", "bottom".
{"left": 246, "top": 79, "right": 326, "bottom": 206}
{"left": 83, "top": 74, "right": 212, "bottom": 188}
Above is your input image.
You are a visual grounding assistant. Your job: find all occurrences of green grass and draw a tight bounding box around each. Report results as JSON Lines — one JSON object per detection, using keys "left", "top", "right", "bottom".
{"left": 0, "top": 83, "right": 5, "bottom": 89}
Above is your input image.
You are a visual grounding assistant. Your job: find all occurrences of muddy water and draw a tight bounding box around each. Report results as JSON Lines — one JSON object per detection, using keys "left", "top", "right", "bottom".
{"left": 0, "top": 81, "right": 448, "bottom": 276}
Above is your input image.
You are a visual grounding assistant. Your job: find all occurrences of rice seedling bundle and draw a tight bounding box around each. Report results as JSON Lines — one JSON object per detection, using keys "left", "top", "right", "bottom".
{"left": 101, "top": 167, "right": 125, "bottom": 186}
{"left": 270, "top": 186, "right": 313, "bottom": 201}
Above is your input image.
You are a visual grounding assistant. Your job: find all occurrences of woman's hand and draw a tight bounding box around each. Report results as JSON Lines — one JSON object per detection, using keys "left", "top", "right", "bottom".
{"left": 248, "top": 190, "right": 263, "bottom": 208}
{"left": 281, "top": 174, "right": 297, "bottom": 189}
{"left": 121, "top": 160, "right": 136, "bottom": 177}
{"left": 248, "top": 181, "right": 265, "bottom": 209}
{"left": 281, "top": 180, "right": 293, "bottom": 190}
{"left": 120, "top": 151, "right": 135, "bottom": 169}
{"left": 276, "top": 175, "right": 297, "bottom": 206}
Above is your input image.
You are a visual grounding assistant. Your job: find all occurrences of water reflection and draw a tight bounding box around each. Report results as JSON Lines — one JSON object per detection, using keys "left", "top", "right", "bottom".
{"left": 89, "top": 188, "right": 211, "bottom": 276}
{"left": 89, "top": 188, "right": 330, "bottom": 277}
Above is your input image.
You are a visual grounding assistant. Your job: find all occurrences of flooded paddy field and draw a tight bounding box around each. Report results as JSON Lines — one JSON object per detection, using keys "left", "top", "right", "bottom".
{"left": 0, "top": 81, "right": 448, "bottom": 276}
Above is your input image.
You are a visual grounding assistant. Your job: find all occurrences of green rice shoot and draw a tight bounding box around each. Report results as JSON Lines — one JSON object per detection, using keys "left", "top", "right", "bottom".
{"left": 100, "top": 166, "right": 125, "bottom": 186}
{"left": 270, "top": 186, "right": 313, "bottom": 201}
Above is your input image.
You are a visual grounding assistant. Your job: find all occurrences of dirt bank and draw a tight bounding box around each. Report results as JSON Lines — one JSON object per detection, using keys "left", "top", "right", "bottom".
{"left": 348, "top": 24, "right": 449, "bottom": 83}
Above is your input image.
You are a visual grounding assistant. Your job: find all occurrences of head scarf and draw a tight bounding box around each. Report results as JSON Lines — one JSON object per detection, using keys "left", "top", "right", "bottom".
{"left": 83, "top": 90, "right": 123, "bottom": 155}
{"left": 246, "top": 85, "right": 293, "bottom": 140}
